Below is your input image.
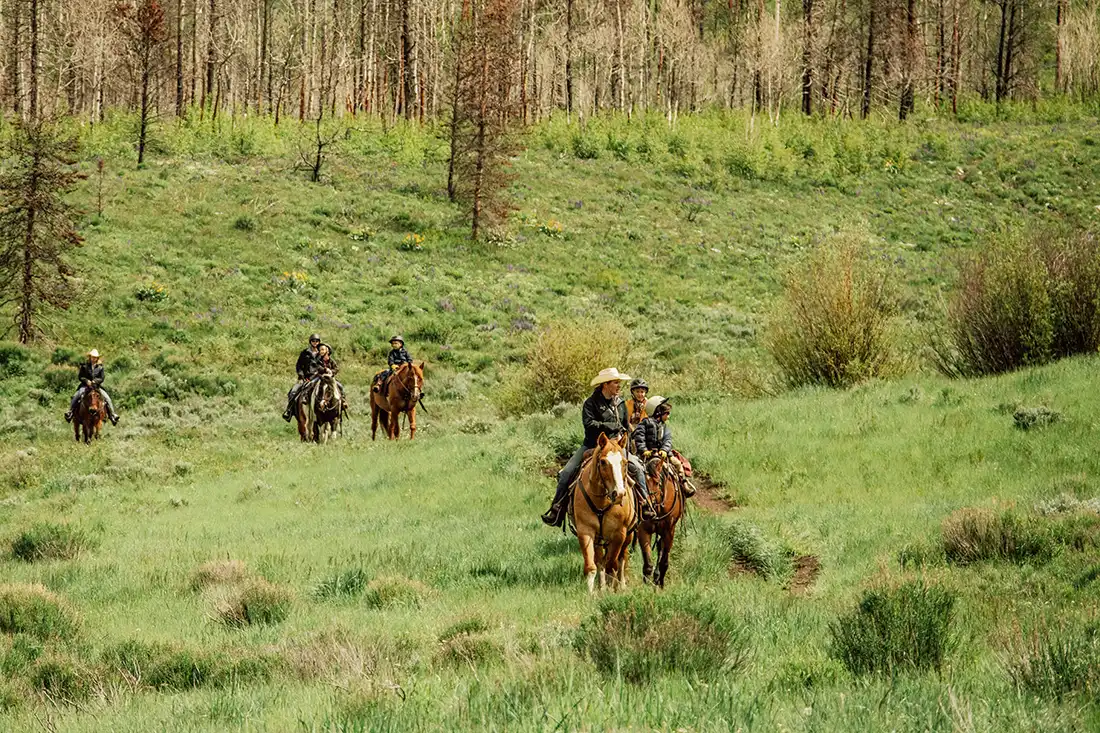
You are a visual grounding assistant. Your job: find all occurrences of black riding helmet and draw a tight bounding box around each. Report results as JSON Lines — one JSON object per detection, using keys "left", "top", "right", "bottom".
{"left": 629, "top": 377, "right": 649, "bottom": 393}
{"left": 390, "top": 335, "right": 405, "bottom": 346}
{"left": 309, "top": 333, "right": 321, "bottom": 344}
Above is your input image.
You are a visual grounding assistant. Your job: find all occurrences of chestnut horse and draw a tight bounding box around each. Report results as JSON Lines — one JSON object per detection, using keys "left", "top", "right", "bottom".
{"left": 370, "top": 361, "right": 424, "bottom": 440}
{"left": 569, "top": 433, "right": 637, "bottom": 593}
{"left": 636, "top": 456, "right": 685, "bottom": 588}
{"left": 310, "top": 370, "right": 343, "bottom": 444}
{"left": 74, "top": 388, "right": 104, "bottom": 444}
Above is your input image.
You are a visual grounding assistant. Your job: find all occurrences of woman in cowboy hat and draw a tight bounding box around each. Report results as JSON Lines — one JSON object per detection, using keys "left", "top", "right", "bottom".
{"left": 64, "top": 349, "right": 120, "bottom": 426}
{"left": 633, "top": 396, "right": 694, "bottom": 497}
{"left": 542, "top": 367, "right": 649, "bottom": 527}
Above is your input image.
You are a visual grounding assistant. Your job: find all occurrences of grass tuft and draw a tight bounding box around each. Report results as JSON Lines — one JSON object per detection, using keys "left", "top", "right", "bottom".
{"left": 0, "top": 584, "right": 80, "bottom": 641}
{"left": 313, "top": 567, "right": 371, "bottom": 600}
{"left": 364, "top": 575, "right": 430, "bottom": 609}
{"left": 1007, "top": 625, "right": 1100, "bottom": 699}
{"left": 11, "top": 522, "right": 96, "bottom": 562}
{"left": 1013, "top": 406, "right": 1063, "bottom": 430}
{"left": 830, "top": 580, "right": 956, "bottom": 677}
{"left": 575, "top": 591, "right": 747, "bottom": 684}
{"left": 30, "top": 656, "right": 92, "bottom": 701}
{"left": 189, "top": 559, "right": 250, "bottom": 591}
{"left": 217, "top": 580, "right": 294, "bottom": 627}
{"left": 942, "top": 508, "right": 1056, "bottom": 565}
{"left": 726, "top": 520, "right": 796, "bottom": 581}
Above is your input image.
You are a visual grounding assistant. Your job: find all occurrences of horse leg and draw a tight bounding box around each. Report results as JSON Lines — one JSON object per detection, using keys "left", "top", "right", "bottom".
{"left": 74, "top": 418, "right": 80, "bottom": 442}
{"left": 578, "top": 534, "right": 598, "bottom": 594}
{"left": 637, "top": 527, "right": 655, "bottom": 584}
{"left": 370, "top": 402, "right": 379, "bottom": 440}
{"left": 389, "top": 411, "right": 400, "bottom": 440}
{"left": 408, "top": 406, "right": 416, "bottom": 440}
{"left": 594, "top": 544, "right": 607, "bottom": 589}
{"left": 604, "top": 531, "right": 628, "bottom": 591}
{"left": 657, "top": 523, "right": 676, "bottom": 588}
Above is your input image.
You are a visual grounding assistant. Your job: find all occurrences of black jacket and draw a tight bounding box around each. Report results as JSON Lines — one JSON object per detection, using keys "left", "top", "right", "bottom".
{"left": 634, "top": 416, "right": 673, "bottom": 455}
{"left": 296, "top": 348, "right": 319, "bottom": 380}
{"left": 316, "top": 356, "right": 339, "bottom": 375}
{"left": 78, "top": 361, "right": 104, "bottom": 388}
{"left": 388, "top": 347, "right": 412, "bottom": 368}
{"left": 582, "top": 388, "right": 629, "bottom": 449}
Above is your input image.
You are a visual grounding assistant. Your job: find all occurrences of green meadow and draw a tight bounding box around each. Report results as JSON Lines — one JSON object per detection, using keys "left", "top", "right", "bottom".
{"left": 2, "top": 106, "right": 1100, "bottom": 730}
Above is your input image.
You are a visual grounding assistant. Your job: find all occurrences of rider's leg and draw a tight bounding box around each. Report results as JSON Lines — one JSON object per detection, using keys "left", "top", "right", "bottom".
{"left": 627, "top": 454, "right": 654, "bottom": 518}
{"left": 283, "top": 382, "right": 301, "bottom": 420}
{"left": 100, "top": 389, "right": 120, "bottom": 424}
{"left": 542, "top": 446, "right": 587, "bottom": 525}
{"left": 65, "top": 387, "right": 85, "bottom": 422}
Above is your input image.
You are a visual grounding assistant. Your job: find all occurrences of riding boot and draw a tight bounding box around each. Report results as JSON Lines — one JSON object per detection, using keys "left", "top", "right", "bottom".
{"left": 64, "top": 411, "right": 73, "bottom": 423}
{"left": 681, "top": 478, "right": 696, "bottom": 498}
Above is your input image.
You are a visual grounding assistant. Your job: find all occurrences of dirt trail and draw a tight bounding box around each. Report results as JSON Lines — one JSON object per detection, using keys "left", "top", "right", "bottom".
{"left": 688, "top": 472, "right": 737, "bottom": 512}
{"left": 786, "top": 555, "right": 822, "bottom": 595}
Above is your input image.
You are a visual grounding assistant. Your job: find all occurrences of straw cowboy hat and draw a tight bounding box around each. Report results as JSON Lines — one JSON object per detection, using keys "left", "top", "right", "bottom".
{"left": 645, "top": 395, "right": 670, "bottom": 414}
{"left": 87, "top": 349, "right": 100, "bottom": 359}
{"left": 590, "top": 367, "right": 632, "bottom": 386}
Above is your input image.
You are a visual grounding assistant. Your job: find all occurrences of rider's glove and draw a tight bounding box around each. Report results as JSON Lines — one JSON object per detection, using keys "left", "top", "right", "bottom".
{"left": 658, "top": 450, "right": 668, "bottom": 458}
{"left": 643, "top": 450, "right": 652, "bottom": 458}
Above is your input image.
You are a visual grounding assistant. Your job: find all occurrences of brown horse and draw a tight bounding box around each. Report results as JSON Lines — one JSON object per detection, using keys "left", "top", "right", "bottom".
{"left": 74, "top": 388, "right": 104, "bottom": 444}
{"left": 636, "top": 456, "right": 685, "bottom": 588}
{"left": 570, "top": 433, "right": 637, "bottom": 593}
{"left": 311, "top": 370, "right": 343, "bottom": 444}
{"left": 370, "top": 361, "right": 424, "bottom": 440}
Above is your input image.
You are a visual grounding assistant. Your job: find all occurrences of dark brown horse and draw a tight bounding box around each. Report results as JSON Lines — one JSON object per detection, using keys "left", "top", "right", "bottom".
{"left": 570, "top": 433, "right": 636, "bottom": 593}
{"left": 636, "top": 456, "right": 685, "bottom": 588}
{"left": 311, "top": 370, "right": 343, "bottom": 444}
{"left": 74, "top": 388, "right": 104, "bottom": 444}
{"left": 370, "top": 361, "right": 424, "bottom": 440}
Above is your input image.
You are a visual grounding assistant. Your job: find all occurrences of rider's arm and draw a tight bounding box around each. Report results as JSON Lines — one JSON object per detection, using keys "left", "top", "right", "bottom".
{"left": 659, "top": 424, "right": 673, "bottom": 454}
{"left": 582, "top": 399, "right": 624, "bottom": 440}
{"left": 631, "top": 420, "right": 647, "bottom": 456}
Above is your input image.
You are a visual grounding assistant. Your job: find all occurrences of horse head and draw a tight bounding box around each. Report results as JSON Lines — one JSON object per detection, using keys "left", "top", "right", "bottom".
{"left": 594, "top": 432, "right": 629, "bottom": 504}
{"left": 395, "top": 361, "right": 424, "bottom": 405}
{"left": 315, "top": 370, "right": 340, "bottom": 412}
{"left": 82, "top": 387, "right": 103, "bottom": 415}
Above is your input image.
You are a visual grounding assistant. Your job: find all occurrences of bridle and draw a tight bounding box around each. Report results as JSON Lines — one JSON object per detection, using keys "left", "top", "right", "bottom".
{"left": 392, "top": 363, "right": 422, "bottom": 405}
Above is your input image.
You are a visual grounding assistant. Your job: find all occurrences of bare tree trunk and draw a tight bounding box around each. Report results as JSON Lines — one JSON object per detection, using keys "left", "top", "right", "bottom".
{"left": 950, "top": 0, "right": 960, "bottom": 114}
{"left": 935, "top": 0, "right": 945, "bottom": 106}
{"left": 994, "top": 0, "right": 1008, "bottom": 102}
{"left": 203, "top": 0, "right": 216, "bottom": 112}
{"left": 190, "top": 0, "right": 198, "bottom": 104}
{"left": 29, "top": 0, "right": 38, "bottom": 120}
{"left": 139, "top": 60, "right": 151, "bottom": 163}
{"left": 801, "top": 0, "right": 814, "bottom": 115}
{"left": 10, "top": 0, "right": 21, "bottom": 117}
{"left": 259, "top": 0, "right": 270, "bottom": 113}
{"left": 899, "top": 0, "right": 915, "bottom": 119}
{"left": 400, "top": 0, "right": 413, "bottom": 118}
{"left": 753, "top": 0, "right": 763, "bottom": 112}
{"left": 176, "top": 0, "right": 185, "bottom": 114}
{"left": 565, "top": 0, "right": 573, "bottom": 118}
{"left": 615, "top": 0, "right": 626, "bottom": 112}
{"left": 861, "top": 0, "right": 874, "bottom": 118}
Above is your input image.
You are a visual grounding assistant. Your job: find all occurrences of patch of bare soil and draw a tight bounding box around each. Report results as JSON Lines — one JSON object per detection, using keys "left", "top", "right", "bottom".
{"left": 689, "top": 472, "right": 737, "bottom": 513}
{"left": 728, "top": 559, "right": 755, "bottom": 578}
{"left": 786, "top": 555, "right": 821, "bottom": 595}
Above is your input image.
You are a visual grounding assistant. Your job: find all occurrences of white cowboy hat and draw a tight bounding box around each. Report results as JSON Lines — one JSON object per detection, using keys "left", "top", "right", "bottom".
{"left": 87, "top": 349, "right": 100, "bottom": 359}
{"left": 645, "top": 395, "right": 670, "bottom": 414}
{"left": 590, "top": 367, "right": 632, "bottom": 386}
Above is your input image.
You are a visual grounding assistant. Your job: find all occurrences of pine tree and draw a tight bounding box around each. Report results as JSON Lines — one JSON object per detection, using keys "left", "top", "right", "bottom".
{"left": 0, "top": 120, "right": 85, "bottom": 343}
{"left": 117, "top": 0, "right": 170, "bottom": 165}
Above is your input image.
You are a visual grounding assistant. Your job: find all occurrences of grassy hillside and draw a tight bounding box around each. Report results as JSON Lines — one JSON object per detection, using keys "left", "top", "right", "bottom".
{"left": 1, "top": 110, "right": 1100, "bottom": 730}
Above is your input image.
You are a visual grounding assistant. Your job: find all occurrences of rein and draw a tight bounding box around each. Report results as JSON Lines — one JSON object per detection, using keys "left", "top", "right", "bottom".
{"left": 568, "top": 452, "right": 634, "bottom": 546}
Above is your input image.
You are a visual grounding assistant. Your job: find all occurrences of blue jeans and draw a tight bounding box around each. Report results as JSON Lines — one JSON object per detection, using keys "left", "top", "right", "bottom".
{"left": 551, "top": 446, "right": 647, "bottom": 507}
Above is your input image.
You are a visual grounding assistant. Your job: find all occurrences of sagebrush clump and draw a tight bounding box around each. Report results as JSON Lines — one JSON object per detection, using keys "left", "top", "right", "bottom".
{"left": 218, "top": 580, "right": 294, "bottom": 627}
{"left": 10, "top": 522, "right": 95, "bottom": 562}
{"left": 765, "top": 233, "right": 903, "bottom": 388}
{"left": 0, "top": 584, "right": 80, "bottom": 641}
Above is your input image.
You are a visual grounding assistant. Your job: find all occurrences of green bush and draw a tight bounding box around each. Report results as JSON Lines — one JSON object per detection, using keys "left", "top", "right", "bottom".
{"left": 1008, "top": 626, "right": 1100, "bottom": 699}
{"left": 765, "top": 233, "right": 903, "bottom": 388}
{"left": 575, "top": 592, "right": 748, "bottom": 684}
{"left": 830, "top": 580, "right": 956, "bottom": 677}
{"left": 0, "top": 585, "right": 80, "bottom": 641}
{"left": 42, "top": 365, "right": 76, "bottom": 394}
{"left": 218, "top": 580, "right": 293, "bottom": 627}
{"left": 50, "top": 347, "right": 81, "bottom": 366}
{"left": 1013, "top": 406, "right": 1063, "bottom": 430}
{"left": 942, "top": 508, "right": 1056, "bottom": 565}
{"left": 571, "top": 133, "right": 601, "bottom": 160}
{"left": 727, "top": 520, "right": 795, "bottom": 581}
{"left": 497, "top": 319, "right": 631, "bottom": 416}
{"left": 30, "top": 656, "right": 92, "bottom": 700}
{"left": 11, "top": 522, "right": 96, "bottom": 562}
{"left": 934, "top": 227, "right": 1100, "bottom": 377}
{"left": 0, "top": 343, "right": 35, "bottom": 379}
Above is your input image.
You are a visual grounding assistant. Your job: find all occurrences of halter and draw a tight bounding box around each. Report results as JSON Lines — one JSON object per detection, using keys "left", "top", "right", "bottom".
{"left": 644, "top": 458, "right": 683, "bottom": 524}
{"left": 393, "top": 363, "right": 422, "bottom": 403}
{"left": 568, "top": 447, "right": 637, "bottom": 546}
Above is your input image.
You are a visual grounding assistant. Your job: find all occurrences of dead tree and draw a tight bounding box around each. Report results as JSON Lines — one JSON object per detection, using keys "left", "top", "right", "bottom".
{"left": 118, "top": 0, "right": 170, "bottom": 164}
{"left": 0, "top": 119, "right": 85, "bottom": 343}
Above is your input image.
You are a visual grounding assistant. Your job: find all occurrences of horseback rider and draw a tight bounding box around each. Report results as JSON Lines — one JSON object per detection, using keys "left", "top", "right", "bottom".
{"left": 64, "top": 349, "right": 120, "bottom": 426}
{"left": 634, "top": 396, "right": 695, "bottom": 497}
{"left": 541, "top": 367, "right": 650, "bottom": 528}
{"left": 283, "top": 334, "right": 322, "bottom": 421}
{"left": 373, "top": 335, "right": 412, "bottom": 393}
{"left": 625, "top": 377, "right": 649, "bottom": 432}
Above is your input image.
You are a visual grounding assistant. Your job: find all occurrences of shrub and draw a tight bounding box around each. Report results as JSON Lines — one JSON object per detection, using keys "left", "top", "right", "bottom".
{"left": 42, "top": 365, "right": 76, "bottom": 394}
{"left": 571, "top": 133, "right": 600, "bottom": 160}
{"left": 765, "top": 233, "right": 903, "bottom": 388}
{"left": 50, "top": 347, "right": 80, "bottom": 366}
{"left": 314, "top": 568, "right": 371, "bottom": 600}
{"left": 11, "top": 522, "right": 95, "bottom": 562}
{"left": 233, "top": 215, "right": 257, "bottom": 231}
{"left": 218, "top": 580, "right": 293, "bottom": 627}
{"left": 497, "top": 319, "right": 631, "bottom": 416}
{"left": 0, "top": 584, "right": 80, "bottom": 641}
{"left": 1013, "top": 406, "right": 1063, "bottom": 430}
{"left": 189, "top": 559, "right": 250, "bottom": 591}
{"left": 830, "top": 580, "right": 956, "bottom": 677}
{"left": 942, "top": 508, "right": 1056, "bottom": 565}
{"left": 934, "top": 227, "right": 1100, "bottom": 377}
{"left": 727, "top": 521, "right": 795, "bottom": 581}
{"left": 134, "top": 282, "right": 169, "bottom": 302}
{"left": 0, "top": 343, "right": 35, "bottom": 379}
{"left": 575, "top": 591, "right": 747, "bottom": 684}
{"left": 1007, "top": 625, "right": 1100, "bottom": 699}
{"left": 364, "top": 575, "right": 430, "bottom": 609}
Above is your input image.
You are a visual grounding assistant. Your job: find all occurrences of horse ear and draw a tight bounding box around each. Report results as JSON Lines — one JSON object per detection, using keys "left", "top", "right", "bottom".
{"left": 597, "top": 433, "right": 608, "bottom": 448}
{"left": 618, "top": 433, "right": 629, "bottom": 449}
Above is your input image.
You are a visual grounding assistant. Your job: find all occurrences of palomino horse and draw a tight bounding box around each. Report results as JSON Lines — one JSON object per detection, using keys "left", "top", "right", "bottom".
{"left": 74, "top": 388, "right": 104, "bottom": 444}
{"left": 570, "top": 433, "right": 637, "bottom": 593}
{"left": 370, "top": 361, "right": 424, "bottom": 440}
{"left": 636, "top": 456, "right": 685, "bottom": 588}
{"left": 310, "top": 370, "right": 343, "bottom": 444}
